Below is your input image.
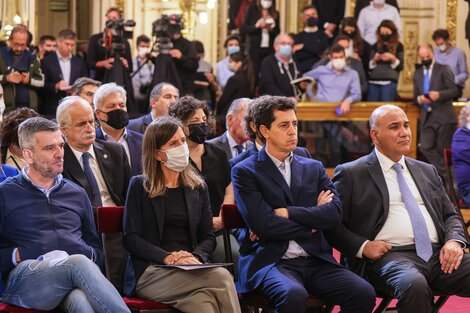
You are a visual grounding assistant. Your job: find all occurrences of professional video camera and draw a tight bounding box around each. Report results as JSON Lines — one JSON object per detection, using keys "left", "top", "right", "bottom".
{"left": 151, "top": 14, "right": 183, "bottom": 54}
{"left": 102, "top": 18, "right": 136, "bottom": 57}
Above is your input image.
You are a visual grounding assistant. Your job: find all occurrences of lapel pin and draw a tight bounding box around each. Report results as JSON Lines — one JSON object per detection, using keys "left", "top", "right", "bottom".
{"left": 104, "top": 154, "right": 108, "bottom": 159}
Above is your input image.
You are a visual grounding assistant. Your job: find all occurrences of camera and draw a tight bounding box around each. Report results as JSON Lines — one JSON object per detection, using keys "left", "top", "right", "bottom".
{"left": 101, "top": 18, "right": 136, "bottom": 57}
{"left": 151, "top": 14, "right": 184, "bottom": 54}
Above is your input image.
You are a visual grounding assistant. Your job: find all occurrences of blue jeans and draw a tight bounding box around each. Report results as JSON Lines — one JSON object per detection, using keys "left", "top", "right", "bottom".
{"left": 1, "top": 254, "right": 130, "bottom": 313}
{"left": 367, "top": 82, "right": 397, "bottom": 102}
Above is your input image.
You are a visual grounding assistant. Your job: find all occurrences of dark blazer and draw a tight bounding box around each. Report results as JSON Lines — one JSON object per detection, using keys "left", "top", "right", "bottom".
{"left": 40, "top": 53, "right": 88, "bottom": 115}
{"left": 217, "top": 71, "right": 251, "bottom": 119}
{"left": 326, "top": 151, "right": 467, "bottom": 275}
{"left": 128, "top": 113, "right": 153, "bottom": 134}
{"left": 207, "top": 131, "right": 254, "bottom": 160}
{"left": 259, "top": 54, "right": 301, "bottom": 97}
{"left": 231, "top": 147, "right": 341, "bottom": 293}
{"left": 62, "top": 140, "right": 131, "bottom": 206}
{"left": 123, "top": 175, "right": 216, "bottom": 282}
{"left": 243, "top": 6, "right": 280, "bottom": 59}
{"left": 230, "top": 143, "right": 311, "bottom": 167}
{"left": 413, "top": 62, "right": 458, "bottom": 125}
{"left": 95, "top": 127, "right": 143, "bottom": 176}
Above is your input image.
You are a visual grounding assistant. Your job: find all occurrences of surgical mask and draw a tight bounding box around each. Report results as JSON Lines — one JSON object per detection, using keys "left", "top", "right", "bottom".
{"left": 102, "top": 108, "right": 129, "bottom": 129}
{"left": 227, "top": 46, "right": 240, "bottom": 55}
{"left": 345, "top": 45, "right": 353, "bottom": 58}
{"left": 162, "top": 144, "right": 189, "bottom": 172}
{"left": 344, "top": 31, "right": 356, "bottom": 39}
{"left": 438, "top": 44, "right": 447, "bottom": 52}
{"left": 137, "top": 47, "right": 150, "bottom": 58}
{"left": 421, "top": 59, "right": 433, "bottom": 68}
{"left": 306, "top": 17, "right": 318, "bottom": 27}
{"left": 373, "top": 0, "right": 385, "bottom": 5}
{"left": 260, "top": 0, "right": 272, "bottom": 9}
{"left": 279, "top": 45, "right": 292, "bottom": 57}
{"left": 188, "top": 122, "right": 209, "bottom": 144}
{"left": 331, "top": 58, "right": 346, "bottom": 70}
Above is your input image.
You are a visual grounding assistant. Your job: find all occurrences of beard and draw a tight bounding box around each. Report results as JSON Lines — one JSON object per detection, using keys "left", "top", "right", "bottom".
{"left": 31, "top": 156, "right": 63, "bottom": 179}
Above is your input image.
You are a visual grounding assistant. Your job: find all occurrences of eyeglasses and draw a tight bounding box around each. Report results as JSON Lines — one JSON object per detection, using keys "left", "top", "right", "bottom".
{"left": 80, "top": 91, "right": 95, "bottom": 98}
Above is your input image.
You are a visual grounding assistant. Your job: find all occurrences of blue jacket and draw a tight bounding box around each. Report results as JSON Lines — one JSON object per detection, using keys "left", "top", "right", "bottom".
{"left": 0, "top": 165, "right": 19, "bottom": 183}
{"left": 452, "top": 127, "right": 470, "bottom": 204}
{"left": 0, "top": 174, "right": 103, "bottom": 279}
{"left": 231, "top": 147, "right": 341, "bottom": 293}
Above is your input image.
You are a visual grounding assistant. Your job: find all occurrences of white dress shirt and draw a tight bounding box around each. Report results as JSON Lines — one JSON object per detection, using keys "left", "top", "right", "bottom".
{"left": 57, "top": 51, "right": 72, "bottom": 84}
{"left": 226, "top": 131, "right": 247, "bottom": 158}
{"left": 100, "top": 128, "right": 131, "bottom": 166}
{"left": 69, "top": 145, "right": 117, "bottom": 207}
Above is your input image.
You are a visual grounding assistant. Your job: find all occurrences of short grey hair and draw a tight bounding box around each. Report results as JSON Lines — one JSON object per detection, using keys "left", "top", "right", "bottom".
{"left": 71, "top": 77, "right": 101, "bottom": 95}
{"left": 226, "top": 98, "right": 251, "bottom": 119}
{"left": 274, "top": 33, "right": 293, "bottom": 46}
{"left": 149, "top": 82, "right": 178, "bottom": 101}
{"left": 93, "top": 82, "right": 127, "bottom": 110}
{"left": 18, "top": 117, "right": 59, "bottom": 150}
{"left": 56, "top": 96, "right": 92, "bottom": 125}
{"left": 369, "top": 104, "right": 404, "bottom": 129}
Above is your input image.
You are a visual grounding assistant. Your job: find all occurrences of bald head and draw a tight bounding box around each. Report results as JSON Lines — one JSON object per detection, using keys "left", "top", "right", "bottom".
{"left": 369, "top": 104, "right": 404, "bottom": 130}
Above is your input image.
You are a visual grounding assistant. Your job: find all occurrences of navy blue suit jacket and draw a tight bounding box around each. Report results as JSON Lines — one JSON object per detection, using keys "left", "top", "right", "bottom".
{"left": 230, "top": 143, "right": 311, "bottom": 167}
{"left": 231, "top": 147, "right": 341, "bottom": 293}
{"left": 40, "top": 53, "right": 88, "bottom": 115}
{"left": 128, "top": 113, "right": 153, "bottom": 134}
{"left": 96, "top": 127, "right": 143, "bottom": 176}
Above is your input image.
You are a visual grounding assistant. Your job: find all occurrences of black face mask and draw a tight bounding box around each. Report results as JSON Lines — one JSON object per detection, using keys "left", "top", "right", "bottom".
{"left": 344, "top": 31, "right": 356, "bottom": 39}
{"left": 306, "top": 17, "right": 318, "bottom": 27}
{"left": 188, "top": 122, "right": 209, "bottom": 144}
{"left": 421, "top": 59, "right": 433, "bottom": 68}
{"left": 43, "top": 50, "right": 55, "bottom": 58}
{"left": 103, "top": 109, "right": 129, "bottom": 129}
{"left": 380, "top": 34, "right": 392, "bottom": 42}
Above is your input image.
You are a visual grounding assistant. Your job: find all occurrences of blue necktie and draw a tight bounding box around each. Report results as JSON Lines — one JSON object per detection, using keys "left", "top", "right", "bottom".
{"left": 392, "top": 163, "right": 433, "bottom": 262}
{"left": 235, "top": 144, "right": 244, "bottom": 156}
{"left": 82, "top": 152, "right": 103, "bottom": 208}
{"left": 423, "top": 68, "right": 430, "bottom": 94}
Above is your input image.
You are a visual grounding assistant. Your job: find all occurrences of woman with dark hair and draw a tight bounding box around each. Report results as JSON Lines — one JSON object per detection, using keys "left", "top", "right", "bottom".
{"left": 339, "top": 16, "right": 371, "bottom": 72}
{"left": 169, "top": 96, "right": 240, "bottom": 269}
{"left": 0, "top": 107, "right": 40, "bottom": 171}
{"left": 124, "top": 116, "right": 240, "bottom": 313}
{"left": 216, "top": 52, "right": 254, "bottom": 132}
{"left": 367, "top": 19, "right": 403, "bottom": 101}
{"left": 243, "top": 0, "right": 280, "bottom": 83}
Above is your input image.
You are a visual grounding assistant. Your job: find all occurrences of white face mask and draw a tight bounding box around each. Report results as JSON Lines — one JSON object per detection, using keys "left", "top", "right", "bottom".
{"left": 345, "top": 45, "right": 353, "bottom": 58}
{"left": 260, "top": 0, "right": 272, "bottom": 9}
{"left": 438, "top": 44, "right": 447, "bottom": 52}
{"left": 137, "top": 47, "right": 150, "bottom": 58}
{"left": 161, "top": 144, "right": 189, "bottom": 172}
{"left": 373, "top": 0, "right": 385, "bottom": 5}
{"left": 331, "top": 58, "right": 346, "bottom": 70}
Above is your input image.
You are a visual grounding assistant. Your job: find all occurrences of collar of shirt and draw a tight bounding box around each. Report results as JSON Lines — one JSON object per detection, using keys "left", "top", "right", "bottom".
{"left": 69, "top": 144, "right": 96, "bottom": 167}
{"left": 375, "top": 148, "right": 407, "bottom": 174}
{"left": 265, "top": 148, "right": 293, "bottom": 169}
{"left": 303, "top": 26, "right": 319, "bottom": 33}
{"left": 274, "top": 53, "right": 293, "bottom": 66}
{"left": 56, "top": 51, "right": 72, "bottom": 62}
{"left": 21, "top": 166, "right": 63, "bottom": 195}
{"left": 226, "top": 131, "right": 242, "bottom": 150}
{"left": 101, "top": 127, "right": 127, "bottom": 142}
{"left": 255, "top": 141, "right": 264, "bottom": 151}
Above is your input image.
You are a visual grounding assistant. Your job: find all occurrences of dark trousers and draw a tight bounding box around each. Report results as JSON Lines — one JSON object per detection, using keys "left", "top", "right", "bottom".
{"left": 366, "top": 246, "right": 470, "bottom": 313}
{"left": 256, "top": 257, "right": 375, "bottom": 313}
{"left": 420, "top": 115, "right": 456, "bottom": 186}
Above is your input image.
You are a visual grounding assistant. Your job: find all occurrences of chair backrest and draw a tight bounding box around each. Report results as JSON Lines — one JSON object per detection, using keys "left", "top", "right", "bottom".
{"left": 97, "top": 206, "right": 125, "bottom": 233}
{"left": 220, "top": 203, "right": 246, "bottom": 229}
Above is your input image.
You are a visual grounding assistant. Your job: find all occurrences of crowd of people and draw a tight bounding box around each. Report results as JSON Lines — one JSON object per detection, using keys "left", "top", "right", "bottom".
{"left": 0, "top": 1, "right": 469, "bottom": 313}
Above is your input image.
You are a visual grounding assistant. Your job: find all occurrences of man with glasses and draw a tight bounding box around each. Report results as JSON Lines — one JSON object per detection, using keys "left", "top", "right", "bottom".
{"left": 71, "top": 77, "right": 102, "bottom": 109}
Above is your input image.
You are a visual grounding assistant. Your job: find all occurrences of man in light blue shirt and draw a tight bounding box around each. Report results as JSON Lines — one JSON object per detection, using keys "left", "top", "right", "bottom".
{"left": 216, "top": 35, "right": 241, "bottom": 90}
{"left": 433, "top": 29, "right": 469, "bottom": 98}
{"left": 357, "top": 0, "right": 402, "bottom": 45}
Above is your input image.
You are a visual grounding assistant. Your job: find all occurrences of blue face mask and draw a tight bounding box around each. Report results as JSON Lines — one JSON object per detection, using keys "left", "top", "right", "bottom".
{"left": 227, "top": 46, "right": 240, "bottom": 55}
{"left": 279, "top": 45, "right": 292, "bottom": 57}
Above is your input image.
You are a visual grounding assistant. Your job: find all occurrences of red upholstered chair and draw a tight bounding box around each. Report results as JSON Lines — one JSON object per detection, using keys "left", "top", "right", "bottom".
{"left": 0, "top": 303, "right": 54, "bottom": 313}
{"left": 219, "top": 204, "right": 333, "bottom": 313}
{"left": 96, "top": 206, "right": 180, "bottom": 313}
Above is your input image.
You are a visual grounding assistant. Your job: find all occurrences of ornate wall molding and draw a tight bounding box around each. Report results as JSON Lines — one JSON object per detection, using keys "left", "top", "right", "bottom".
{"left": 446, "top": 0, "right": 458, "bottom": 43}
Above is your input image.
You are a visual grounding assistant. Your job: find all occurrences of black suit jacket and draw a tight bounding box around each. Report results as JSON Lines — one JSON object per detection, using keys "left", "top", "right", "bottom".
{"left": 40, "top": 53, "right": 88, "bottom": 115}
{"left": 95, "top": 127, "right": 143, "bottom": 176}
{"left": 128, "top": 113, "right": 153, "bottom": 134}
{"left": 243, "top": 6, "right": 280, "bottom": 59}
{"left": 123, "top": 175, "right": 216, "bottom": 282}
{"left": 259, "top": 54, "right": 301, "bottom": 97}
{"left": 326, "top": 151, "right": 467, "bottom": 275}
{"left": 217, "top": 71, "right": 251, "bottom": 119}
{"left": 206, "top": 131, "right": 254, "bottom": 160}
{"left": 62, "top": 140, "right": 131, "bottom": 206}
{"left": 413, "top": 62, "right": 458, "bottom": 125}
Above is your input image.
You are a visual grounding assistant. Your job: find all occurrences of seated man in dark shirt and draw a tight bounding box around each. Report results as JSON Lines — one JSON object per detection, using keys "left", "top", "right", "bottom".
{"left": 0, "top": 117, "right": 129, "bottom": 312}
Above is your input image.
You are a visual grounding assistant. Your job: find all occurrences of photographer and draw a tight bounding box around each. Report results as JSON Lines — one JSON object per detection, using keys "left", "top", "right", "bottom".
{"left": 132, "top": 35, "right": 154, "bottom": 113}
{"left": 0, "top": 25, "right": 44, "bottom": 113}
{"left": 152, "top": 15, "right": 198, "bottom": 96}
{"left": 87, "top": 7, "right": 133, "bottom": 82}
{"left": 367, "top": 19, "right": 403, "bottom": 101}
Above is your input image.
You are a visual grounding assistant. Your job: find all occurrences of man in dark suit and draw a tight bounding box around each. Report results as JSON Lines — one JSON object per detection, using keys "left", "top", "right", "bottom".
{"left": 231, "top": 95, "right": 375, "bottom": 313}
{"left": 94, "top": 83, "right": 143, "bottom": 176}
{"left": 327, "top": 104, "right": 470, "bottom": 312}
{"left": 40, "top": 29, "right": 88, "bottom": 116}
{"left": 127, "top": 82, "right": 179, "bottom": 134}
{"left": 207, "top": 98, "right": 253, "bottom": 160}
{"left": 413, "top": 44, "right": 458, "bottom": 185}
{"left": 56, "top": 96, "right": 131, "bottom": 294}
